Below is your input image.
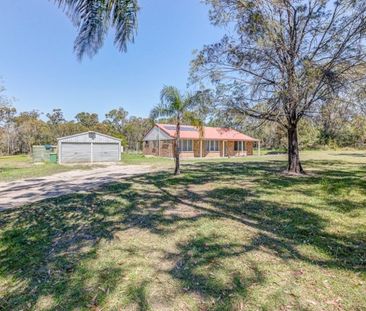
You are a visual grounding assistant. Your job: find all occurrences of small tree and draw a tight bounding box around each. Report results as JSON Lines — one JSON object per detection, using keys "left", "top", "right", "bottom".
{"left": 75, "top": 112, "right": 99, "bottom": 129}
{"left": 46, "top": 109, "right": 66, "bottom": 126}
{"left": 150, "top": 86, "right": 204, "bottom": 175}
{"left": 14, "top": 111, "right": 46, "bottom": 153}
{"left": 105, "top": 107, "right": 129, "bottom": 135}
{"left": 192, "top": 0, "right": 366, "bottom": 174}
{"left": 0, "top": 97, "right": 16, "bottom": 155}
{"left": 123, "top": 117, "right": 153, "bottom": 150}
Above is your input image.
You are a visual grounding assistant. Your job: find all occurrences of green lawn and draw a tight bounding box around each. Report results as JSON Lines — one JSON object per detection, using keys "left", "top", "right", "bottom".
{"left": 0, "top": 155, "right": 93, "bottom": 182}
{"left": 121, "top": 152, "right": 174, "bottom": 167}
{"left": 0, "top": 151, "right": 365, "bottom": 310}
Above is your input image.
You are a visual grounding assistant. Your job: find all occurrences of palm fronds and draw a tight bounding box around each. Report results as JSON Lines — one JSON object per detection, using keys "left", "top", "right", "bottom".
{"left": 54, "top": 0, "right": 138, "bottom": 59}
{"left": 149, "top": 102, "right": 176, "bottom": 120}
{"left": 160, "top": 86, "right": 183, "bottom": 112}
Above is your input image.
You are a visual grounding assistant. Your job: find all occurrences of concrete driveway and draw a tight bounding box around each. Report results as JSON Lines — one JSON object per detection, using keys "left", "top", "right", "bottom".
{"left": 0, "top": 164, "right": 154, "bottom": 211}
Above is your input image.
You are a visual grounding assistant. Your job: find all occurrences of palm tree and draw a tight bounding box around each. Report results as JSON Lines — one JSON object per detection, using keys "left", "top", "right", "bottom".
{"left": 54, "top": 0, "right": 139, "bottom": 59}
{"left": 150, "top": 86, "right": 204, "bottom": 175}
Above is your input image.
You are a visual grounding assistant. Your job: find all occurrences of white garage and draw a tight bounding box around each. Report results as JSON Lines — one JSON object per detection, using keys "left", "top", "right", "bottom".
{"left": 57, "top": 132, "right": 121, "bottom": 164}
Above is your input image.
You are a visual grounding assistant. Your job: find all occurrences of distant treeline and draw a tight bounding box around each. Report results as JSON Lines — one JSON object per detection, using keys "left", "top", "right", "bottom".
{"left": 0, "top": 103, "right": 153, "bottom": 155}
{"left": 1, "top": 92, "right": 366, "bottom": 156}
{"left": 206, "top": 99, "right": 366, "bottom": 151}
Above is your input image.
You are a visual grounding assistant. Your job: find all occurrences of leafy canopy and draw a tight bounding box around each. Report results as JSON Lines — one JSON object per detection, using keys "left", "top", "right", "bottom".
{"left": 192, "top": 0, "right": 366, "bottom": 128}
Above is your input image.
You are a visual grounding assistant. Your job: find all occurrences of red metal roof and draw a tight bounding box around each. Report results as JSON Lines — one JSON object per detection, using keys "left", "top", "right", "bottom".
{"left": 156, "top": 124, "right": 258, "bottom": 141}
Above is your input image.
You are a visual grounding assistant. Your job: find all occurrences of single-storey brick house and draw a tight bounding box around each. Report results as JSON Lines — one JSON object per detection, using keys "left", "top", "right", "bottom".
{"left": 143, "top": 123, "right": 260, "bottom": 158}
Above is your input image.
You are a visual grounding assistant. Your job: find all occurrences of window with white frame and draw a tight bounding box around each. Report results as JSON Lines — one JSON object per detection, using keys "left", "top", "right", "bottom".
{"left": 180, "top": 140, "right": 193, "bottom": 152}
{"left": 234, "top": 141, "right": 246, "bottom": 151}
{"left": 206, "top": 140, "right": 219, "bottom": 152}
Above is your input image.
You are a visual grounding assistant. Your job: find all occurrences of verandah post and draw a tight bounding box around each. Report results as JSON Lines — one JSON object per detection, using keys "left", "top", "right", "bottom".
{"left": 158, "top": 127, "right": 160, "bottom": 157}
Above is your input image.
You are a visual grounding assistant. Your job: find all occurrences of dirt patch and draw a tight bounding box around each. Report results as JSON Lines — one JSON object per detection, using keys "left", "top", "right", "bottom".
{"left": 0, "top": 164, "right": 156, "bottom": 210}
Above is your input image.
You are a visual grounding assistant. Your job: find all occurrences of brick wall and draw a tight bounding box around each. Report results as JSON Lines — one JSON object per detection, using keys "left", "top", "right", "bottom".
{"left": 246, "top": 141, "right": 254, "bottom": 155}
{"left": 143, "top": 140, "right": 174, "bottom": 157}
{"left": 193, "top": 140, "right": 201, "bottom": 157}
{"left": 226, "top": 141, "right": 252, "bottom": 157}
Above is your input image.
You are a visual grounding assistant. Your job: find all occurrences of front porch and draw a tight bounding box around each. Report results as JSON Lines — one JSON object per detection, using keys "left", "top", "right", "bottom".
{"left": 143, "top": 139, "right": 261, "bottom": 158}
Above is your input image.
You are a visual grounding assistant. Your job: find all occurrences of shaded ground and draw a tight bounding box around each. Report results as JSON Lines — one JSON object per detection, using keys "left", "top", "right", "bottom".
{"left": 0, "top": 151, "right": 365, "bottom": 310}
{"left": 0, "top": 164, "right": 154, "bottom": 210}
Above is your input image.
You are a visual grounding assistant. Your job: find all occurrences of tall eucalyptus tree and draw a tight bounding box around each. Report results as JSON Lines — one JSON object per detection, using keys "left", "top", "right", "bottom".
{"left": 192, "top": 0, "right": 366, "bottom": 174}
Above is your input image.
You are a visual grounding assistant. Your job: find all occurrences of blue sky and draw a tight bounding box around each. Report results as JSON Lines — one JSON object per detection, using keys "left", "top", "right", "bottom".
{"left": 0, "top": 0, "right": 223, "bottom": 120}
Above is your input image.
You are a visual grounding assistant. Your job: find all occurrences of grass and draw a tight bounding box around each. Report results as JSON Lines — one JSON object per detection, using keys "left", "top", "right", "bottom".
{"left": 0, "top": 153, "right": 170, "bottom": 182}
{"left": 121, "top": 152, "right": 173, "bottom": 167}
{"left": 0, "top": 150, "right": 365, "bottom": 310}
{"left": 0, "top": 155, "right": 93, "bottom": 182}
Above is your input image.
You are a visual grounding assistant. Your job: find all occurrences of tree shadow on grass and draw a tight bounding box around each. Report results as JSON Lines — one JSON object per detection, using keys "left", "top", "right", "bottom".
{"left": 168, "top": 234, "right": 265, "bottom": 310}
{"left": 122, "top": 164, "right": 366, "bottom": 273}
{"left": 330, "top": 153, "right": 366, "bottom": 158}
{"left": 0, "top": 190, "right": 131, "bottom": 310}
{"left": 145, "top": 159, "right": 366, "bottom": 214}
{"left": 138, "top": 160, "right": 365, "bottom": 271}
{"left": 125, "top": 281, "right": 150, "bottom": 311}
{"left": 0, "top": 158, "right": 365, "bottom": 309}
{"left": 197, "top": 187, "right": 365, "bottom": 271}
{"left": 0, "top": 177, "right": 206, "bottom": 310}
{"left": 136, "top": 161, "right": 366, "bottom": 272}
{"left": 143, "top": 160, "right": 284, "bottom": 188}
{"left": 255, "top": 162, "right": 366, "bottom": 213}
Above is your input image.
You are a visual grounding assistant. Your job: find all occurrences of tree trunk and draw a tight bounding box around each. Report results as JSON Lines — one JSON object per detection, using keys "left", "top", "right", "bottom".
{"left": 174, "top": 118, "right": 181, "bottom": 175}
{"left": 287, "top": 124, "right": 305, "bottom": 174}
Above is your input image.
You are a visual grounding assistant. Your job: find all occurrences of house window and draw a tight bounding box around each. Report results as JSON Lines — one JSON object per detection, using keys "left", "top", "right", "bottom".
{"left": 206, "top": 140, "right": 219, "bottom": 152}
{"left": 180, "top": 140, "right": 193, "bottom": 152}
{"left": 234, "top": 141, "right": 246, "bottom": 151}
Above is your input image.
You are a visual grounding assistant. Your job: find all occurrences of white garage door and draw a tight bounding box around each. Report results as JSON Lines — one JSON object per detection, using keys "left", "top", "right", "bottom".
{"left": 61, "top": 143, "right": 91, "bottom": 163}
{"left": 93, "top": 143, "right": 119, "bottom": 162}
